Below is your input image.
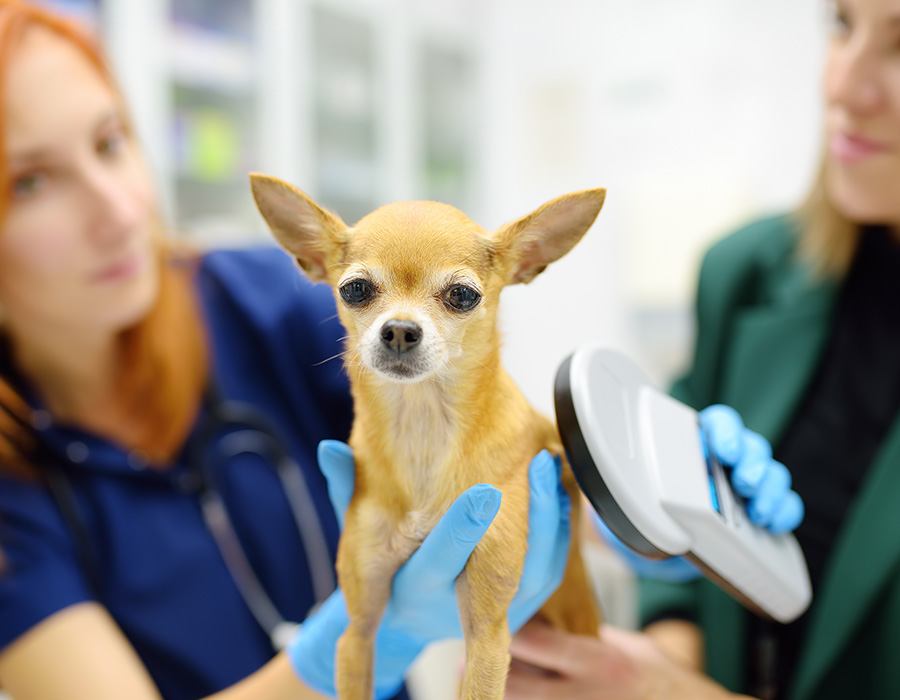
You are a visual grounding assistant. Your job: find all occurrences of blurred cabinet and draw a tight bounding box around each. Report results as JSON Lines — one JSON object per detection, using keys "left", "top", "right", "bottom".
{"left": 33, "top": 0, "right": 100, "bottom": 27}
{"left": 168, "top": 0, "right": 258, "bottom": 243}
{"left": 95, "top": 0, "right": 483, "bottom": 248}
{"left": 311, "top": 5, "right": 379, "bottom": 225}
{"left": 419, "top": 40, "right": 476, "bottom": 207}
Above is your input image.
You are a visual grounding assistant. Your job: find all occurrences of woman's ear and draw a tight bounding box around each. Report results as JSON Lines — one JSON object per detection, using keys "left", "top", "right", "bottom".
{"left": 493, "top": 188, "right": 606, "bottom": 285}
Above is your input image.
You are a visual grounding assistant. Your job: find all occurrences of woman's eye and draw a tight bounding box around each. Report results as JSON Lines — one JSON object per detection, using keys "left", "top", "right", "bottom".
{"left": 10, "top": 172, "right": 46, "bottom": 199}
{"left": 828, "top": 1, "right": 852, "bottom": 37}
{"left": 444, "top": 284, "right": 481, "bottom": 312}
{"left": 97, "top": 132, "right": 125, "bottom": 157}
{"left": 340, "top": 279, "right": 376, "bottom": 306}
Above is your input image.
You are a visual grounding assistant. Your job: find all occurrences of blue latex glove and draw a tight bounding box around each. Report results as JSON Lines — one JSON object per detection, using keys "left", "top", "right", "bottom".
{"left": 700, "top": 404, "right": 804, "bottom": 533}
{"left": 592, "top": 514, "right": 702, "bottom": 583}
{"left": 287, "top": 442, "right": 571, "bottom": 699}
{"left": 594, "top": 404, "right": 805, "bottom": 582}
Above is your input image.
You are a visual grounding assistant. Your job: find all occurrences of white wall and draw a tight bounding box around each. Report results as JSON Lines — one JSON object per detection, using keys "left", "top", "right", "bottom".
{"left": 481, "top": 0, "right": 827, "bottom": 412}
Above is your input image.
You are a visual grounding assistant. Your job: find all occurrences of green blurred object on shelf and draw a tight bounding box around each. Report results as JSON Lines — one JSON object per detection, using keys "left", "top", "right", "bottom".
{"left": 191, "top": 108, "right": 241, "bottom": 182}
{"left": 176, "top": 107, "right": 242, "bottom": 183}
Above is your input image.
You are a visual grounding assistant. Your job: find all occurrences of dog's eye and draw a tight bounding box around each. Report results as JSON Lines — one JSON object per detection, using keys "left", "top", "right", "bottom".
{"left": 340, "top": 279, "right": 375, "bottom": 306}
{"left": 444, "top": 284, "right": 481, "bottom": 312}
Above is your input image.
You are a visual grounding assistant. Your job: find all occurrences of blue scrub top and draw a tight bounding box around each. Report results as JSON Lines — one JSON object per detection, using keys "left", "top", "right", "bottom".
{"left": 0, "top": 247, "right": 359, "bottom": 699}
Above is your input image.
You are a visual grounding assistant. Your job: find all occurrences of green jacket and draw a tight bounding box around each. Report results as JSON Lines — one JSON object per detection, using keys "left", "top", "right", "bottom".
{"left": 639, "top": 214, "right": 900, "bottom": 700}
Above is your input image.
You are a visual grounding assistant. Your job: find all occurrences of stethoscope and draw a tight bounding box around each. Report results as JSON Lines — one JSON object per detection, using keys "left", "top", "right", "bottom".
{"left": 188, "top": 385, "right": 336, "bottom": 650}
{"left": 12, "top": 384, "right": 336, "bottom": 652}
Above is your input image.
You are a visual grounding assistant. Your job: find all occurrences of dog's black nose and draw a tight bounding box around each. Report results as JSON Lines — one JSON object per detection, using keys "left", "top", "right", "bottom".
{"left": 380, "top": 320, "right": 422, "bottom": 354}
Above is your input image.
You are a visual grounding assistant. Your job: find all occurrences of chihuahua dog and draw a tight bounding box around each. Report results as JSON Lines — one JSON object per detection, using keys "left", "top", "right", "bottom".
{"left": 250, "top": 174, "right": 604, "bottom": 700}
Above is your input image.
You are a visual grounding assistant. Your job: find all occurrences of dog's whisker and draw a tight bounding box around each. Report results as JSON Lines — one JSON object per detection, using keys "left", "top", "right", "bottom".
{"left": 313, "top": 350, "right": 351, "bottom": 367}
{"left": 368, "top": 384, "right": 383, "bottom": 412}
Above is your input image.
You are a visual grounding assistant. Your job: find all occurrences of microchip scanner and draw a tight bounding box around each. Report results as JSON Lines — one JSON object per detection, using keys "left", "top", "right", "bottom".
{"left": 554, "top": 346, "right": 811, "bottom": 623}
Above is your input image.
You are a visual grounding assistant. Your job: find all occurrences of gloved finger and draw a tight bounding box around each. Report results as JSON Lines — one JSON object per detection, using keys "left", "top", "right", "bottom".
{"left": 767, "top": 490, "right": 804, "bottom": 534}
{"left": 510, "top": 452, "right": 570, "bottom": 630}
{"left": 392, "top": 483, "right": 501, "bottom": 597}
{"left": 317, "top": 440, "right": 356, "bottom": 528}
{"left": 509, "top": 524, "right": 570, "bottom": 633}
{"left": 730, "top": 430, "right": 774, "bottom": 498}
{"left": 514, "top": 451, "right": 564, "bottom": 603}
{"left": 747, "top": 460, "right": 791, "bottom": 527}
{"left": 545, "top": 497, "right": 571, "bottom": 590}
{"left": 699, "top": 404, "right": 746, "bottom": 465}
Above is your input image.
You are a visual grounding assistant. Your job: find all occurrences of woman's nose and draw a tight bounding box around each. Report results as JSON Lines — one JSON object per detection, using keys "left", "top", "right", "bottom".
{"left": 825, "top": 36, "right": 885, "bottom": 116}
{"left": 82, "top": 165, "right": 148, "bottom": 245}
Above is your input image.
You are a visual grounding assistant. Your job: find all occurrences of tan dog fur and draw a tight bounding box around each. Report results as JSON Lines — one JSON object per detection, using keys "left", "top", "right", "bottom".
{"left": 250, "top": 174, "right": 605, "bottom": 700}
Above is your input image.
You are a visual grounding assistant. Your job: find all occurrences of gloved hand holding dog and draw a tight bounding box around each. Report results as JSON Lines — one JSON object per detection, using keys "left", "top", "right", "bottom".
{"left": 596, "top": 404, "right": 805, "bottom": 582}
{"left": 287, "top": 443, "right": 571, "bottom": 699}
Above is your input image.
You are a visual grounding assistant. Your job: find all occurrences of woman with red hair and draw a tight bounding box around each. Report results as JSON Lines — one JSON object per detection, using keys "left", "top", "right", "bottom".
{"left": 0, "top": 2, "right": 570, "bottom": 698}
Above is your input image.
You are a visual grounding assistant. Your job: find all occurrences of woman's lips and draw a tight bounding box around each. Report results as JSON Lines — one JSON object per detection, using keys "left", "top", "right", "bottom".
{"left": 830, "top": 131, "right": 890, "bottom": 163}
{"left": 92, "top": 254, "right": 144, "bottom": 283}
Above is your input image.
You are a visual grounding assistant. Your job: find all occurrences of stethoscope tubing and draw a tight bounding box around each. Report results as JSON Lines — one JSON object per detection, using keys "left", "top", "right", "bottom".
{"left": 3, "top": 383, "right": 337, "bottom": 653}
{"left": 191, "top": 386, "right": 338, "bottom": 649}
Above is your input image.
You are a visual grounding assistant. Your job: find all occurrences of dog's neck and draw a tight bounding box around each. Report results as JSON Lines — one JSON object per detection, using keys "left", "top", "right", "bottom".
{"left": 350, "top": 344, "right": 514, "bottom": 503}
{"left": 378, "top": 378, "right": 458, "bottom": 466}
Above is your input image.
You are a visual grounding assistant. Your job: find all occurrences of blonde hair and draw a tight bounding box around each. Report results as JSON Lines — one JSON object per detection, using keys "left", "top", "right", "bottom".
{"left": 795, "top": 157, "right": 861, "bottom": 280}
{"left": 0, "top": 0, "right": 208, "bottom": 476}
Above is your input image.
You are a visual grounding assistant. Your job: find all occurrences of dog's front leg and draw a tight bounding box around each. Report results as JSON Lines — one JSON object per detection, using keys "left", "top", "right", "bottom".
{"left": 335, "top": 498, "right": 421, "bottom": 700}
{"left": 455, "top": 491, "right": 528, "bottom": 700}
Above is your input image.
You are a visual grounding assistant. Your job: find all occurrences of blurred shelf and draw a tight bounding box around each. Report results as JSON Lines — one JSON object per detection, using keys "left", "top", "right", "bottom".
{"left": 317, "top": 155, "right": 378, "bottom": 199}
{"left": 175, "top": 175, "right": 249, "bottom": 188}
{"left": 171, "top": 0, "right": 254, "bottom": 39}
{"left": 169, "top": 23, "right": 255, "bottom": 95}
{"left": 34, "top": 0, "right": 100, "bottom": 29}
{"left": 101, "top": 0, "right": 482, "bottom": 247}
{"left": 177, "top": 213, "right": 267, "bottom": 249}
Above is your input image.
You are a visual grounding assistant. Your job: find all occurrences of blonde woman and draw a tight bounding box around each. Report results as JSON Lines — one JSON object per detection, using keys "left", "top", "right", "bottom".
{"left": 507, "top": 0, "right": 900, "bottom": 698}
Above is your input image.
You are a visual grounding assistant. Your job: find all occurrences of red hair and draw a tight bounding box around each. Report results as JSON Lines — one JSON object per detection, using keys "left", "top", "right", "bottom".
{"left": 0, "top": 0, "right": 208, "bottom": 475}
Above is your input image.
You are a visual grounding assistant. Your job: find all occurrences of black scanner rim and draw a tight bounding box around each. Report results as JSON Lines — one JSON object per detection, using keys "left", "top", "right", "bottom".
{"left": 553, "top": 353, "right": 667, "bottom": 559}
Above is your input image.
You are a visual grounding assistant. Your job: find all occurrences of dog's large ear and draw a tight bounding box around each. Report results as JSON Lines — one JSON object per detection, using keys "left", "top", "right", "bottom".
{"left": 493, "top": 188, "right": 606, "bottom": 285}
{"left": 250, "top": 173, "right": 348, "bottom": 282}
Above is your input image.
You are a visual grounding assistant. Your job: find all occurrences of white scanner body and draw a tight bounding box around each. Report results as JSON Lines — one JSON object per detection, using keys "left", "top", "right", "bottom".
{"left": 554, "top": 346, "right": 812, "bottom": 623}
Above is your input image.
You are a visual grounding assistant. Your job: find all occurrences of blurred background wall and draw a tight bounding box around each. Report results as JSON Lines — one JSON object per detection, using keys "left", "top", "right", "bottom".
{"left": 38, "top": 0, "right": 827, "bottom": 407}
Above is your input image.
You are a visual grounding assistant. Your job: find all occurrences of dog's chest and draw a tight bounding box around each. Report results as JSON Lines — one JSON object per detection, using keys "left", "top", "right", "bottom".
{"left": 383, "top": 383, "right": 459, "bottom": 504}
